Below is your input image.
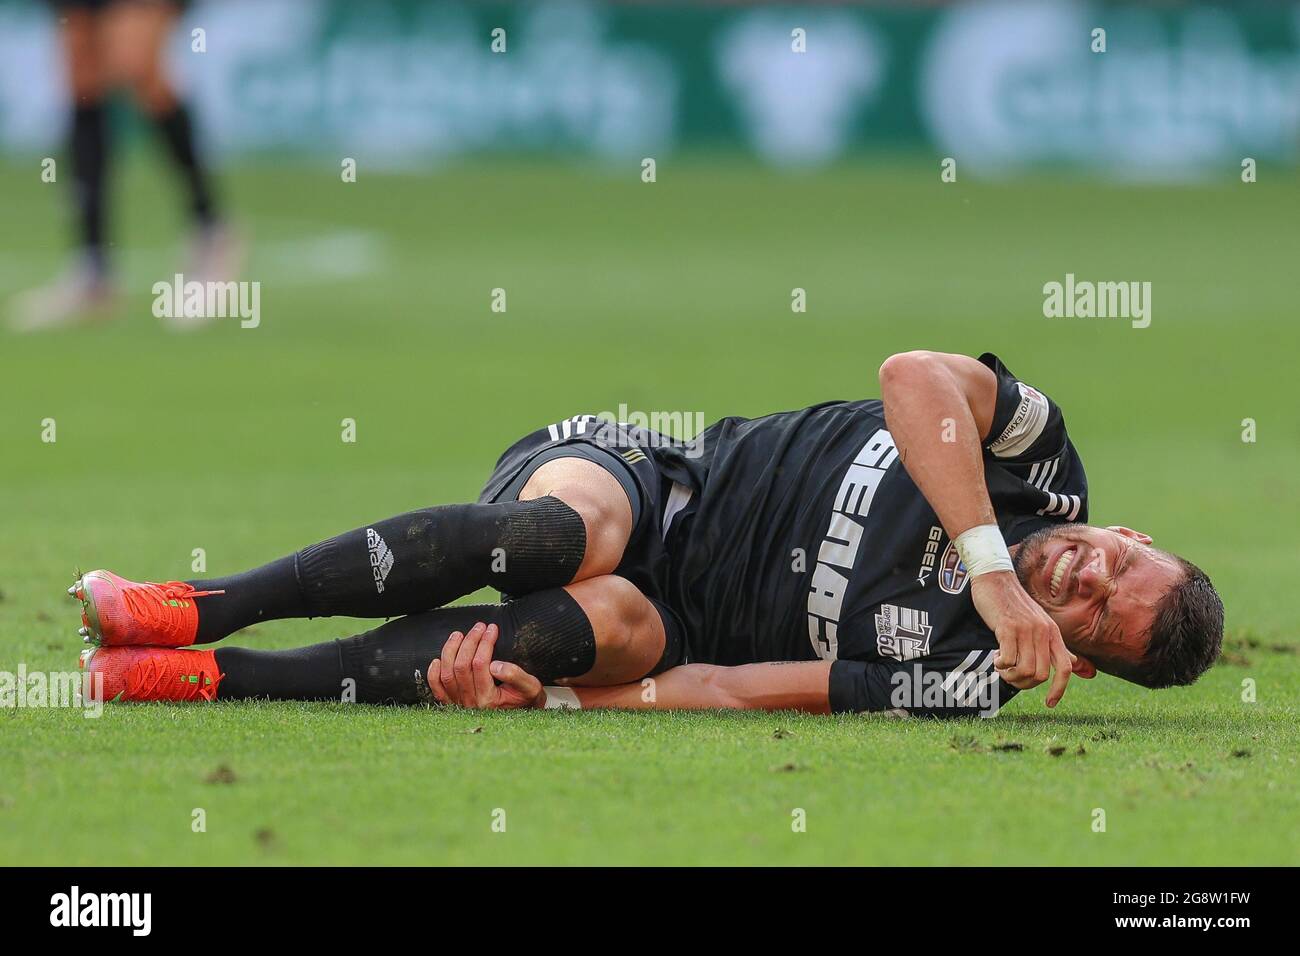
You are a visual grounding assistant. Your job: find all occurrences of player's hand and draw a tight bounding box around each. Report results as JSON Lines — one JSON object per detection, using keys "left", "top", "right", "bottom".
{"left": 969, "top": 571, "right": 1074, "bottom": 707}
{"left": 427, "top": 622, "right": 546, "bottom": 710}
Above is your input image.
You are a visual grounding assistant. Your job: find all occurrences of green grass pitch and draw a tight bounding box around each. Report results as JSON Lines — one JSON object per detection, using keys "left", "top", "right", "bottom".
{"left": 0, "top": 153, "right": 1297, "bottom": 865}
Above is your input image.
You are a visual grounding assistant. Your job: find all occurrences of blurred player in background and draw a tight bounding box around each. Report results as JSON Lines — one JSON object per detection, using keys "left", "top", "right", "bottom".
{"left": 11, "top": 0, "right": 238, "bottom": 330}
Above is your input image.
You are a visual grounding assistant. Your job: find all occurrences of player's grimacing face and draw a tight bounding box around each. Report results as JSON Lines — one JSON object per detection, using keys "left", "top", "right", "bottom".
{"left": 1012, "top": 523, "right": 1181, "bottom": 666}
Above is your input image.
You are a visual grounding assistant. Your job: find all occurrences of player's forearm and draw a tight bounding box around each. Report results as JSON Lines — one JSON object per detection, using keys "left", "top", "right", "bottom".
{"left": 878, "top": 351, "right": 997, "bottom": 538}
{"left": 566, "top": 662, "right": 832, "bottom": 714}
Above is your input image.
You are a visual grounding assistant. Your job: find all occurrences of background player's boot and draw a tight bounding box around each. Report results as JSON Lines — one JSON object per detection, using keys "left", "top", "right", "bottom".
{"left": 8, "top": 258, "right": 117, "bottom": 332}
{"left": 81, "top": 645, "right": 223, "bottom": 703}
{"left": 164, "top": 222, "right": 247, "bottom": 331}
{"left": 70, "top": 570, "right": 224, "bottom": 648}
{"left": 186, "top": 221, "right": 244, "bottom": 284}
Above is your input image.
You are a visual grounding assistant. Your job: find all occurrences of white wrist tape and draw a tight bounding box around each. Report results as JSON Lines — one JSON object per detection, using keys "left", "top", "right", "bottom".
{"left": 543, "top": 686, "right": 582, "bottom": 710}
{"left": 953, "top": 524, "right": 1014, "bottom": 578}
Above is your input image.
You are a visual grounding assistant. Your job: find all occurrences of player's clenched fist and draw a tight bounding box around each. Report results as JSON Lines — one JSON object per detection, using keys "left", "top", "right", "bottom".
{"left": 970, "top": 571, "right": 1074, "bottom": 707}
{"left": 427, "top": 622, "right": 546, "bottom": 710}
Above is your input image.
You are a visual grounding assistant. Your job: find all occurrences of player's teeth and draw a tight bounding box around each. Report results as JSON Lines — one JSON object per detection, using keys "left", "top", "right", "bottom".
{"left": 78, "top": 626, "right": 89, "bottom": 637}
{"left": 1050, "top": 548, "right": 1074, "bottom": 597}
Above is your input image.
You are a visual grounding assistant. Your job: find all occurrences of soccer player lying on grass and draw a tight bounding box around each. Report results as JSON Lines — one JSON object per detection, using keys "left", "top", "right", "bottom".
{"left": 74, "top": 351, "right": 1223, "bottom": 717}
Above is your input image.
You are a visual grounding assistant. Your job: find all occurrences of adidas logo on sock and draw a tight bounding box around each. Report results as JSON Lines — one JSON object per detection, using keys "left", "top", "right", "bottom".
{"left": 366, "top": 528, "right": 394, "bottom": 594}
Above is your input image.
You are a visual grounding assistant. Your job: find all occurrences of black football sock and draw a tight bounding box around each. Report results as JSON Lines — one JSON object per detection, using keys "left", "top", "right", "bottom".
{"left": 187, "top": 555, "right": 303, "bottom": 643}
{"left": 151, "top": 103, "right": 215, "bottom": 225}
{"left": 70, "top": 102, "right": 109, "bottom": 274}
{"left": 294, "top": 496, "right": 587, "bottom": 618}
{"left": 215, "top": 588, "right": 596, "bottom": 703}
{"left": 187, "top": 496, "right": 587, "bottom": 643}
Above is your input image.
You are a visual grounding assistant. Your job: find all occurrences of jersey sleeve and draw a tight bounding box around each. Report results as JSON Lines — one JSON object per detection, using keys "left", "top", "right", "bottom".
{"left": 827, "top": 651, "right": 1016, "bottom": 718}
{"left": 978, "top": 352, "right": 1089, "bottom": 529}
{"left": 977, "top": 353, "right": 1067, "bottom": 463}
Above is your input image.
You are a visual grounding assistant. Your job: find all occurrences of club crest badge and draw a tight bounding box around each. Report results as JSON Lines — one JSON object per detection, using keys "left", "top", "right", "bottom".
{"left": 939, "top": 540, "right": 970, "bottom": 594}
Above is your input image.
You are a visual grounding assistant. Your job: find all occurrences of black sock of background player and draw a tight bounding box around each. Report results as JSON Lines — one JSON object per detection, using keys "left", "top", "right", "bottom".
{"left": 187, "top": 497, "right": 587, "bottom": 643}
{"left": 215, "top": 589, "right": 596, "bottom": 702}
{"left": 70, "top": 102, "right": 109, "bottom": 276}
{"left": 151, "top": 103, "right": 215, "bottom": 225}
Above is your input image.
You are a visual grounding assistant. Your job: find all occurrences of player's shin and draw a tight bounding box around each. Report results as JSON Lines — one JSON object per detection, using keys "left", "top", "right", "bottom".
{"left": 71, "top": 102, "right": 109, "bottom": 273}
{"left": 296, "top": 497, "right": 587, "bottom": 619}
{"left": 214, "top": 588, "right": 598, "bottom": 704}
{"left": 187, "top": 496, "right": 587, "bottom": 642}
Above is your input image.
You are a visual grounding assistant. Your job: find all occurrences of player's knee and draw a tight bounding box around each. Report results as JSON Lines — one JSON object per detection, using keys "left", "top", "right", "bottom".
{"left": 68, "top": 68, "right": 106, "bottom": 105}
{"left": 520, "top": 458, "right": 633, "bottom": 579}
{"left": 597, "top": 576, "right": 654, "bottom": 650}
{"left": 103, "top": 38, "right": 169, "bottom": 110}
{"left": 553, "top": 487, "right": 631, "bottom": 578}
{"left": 567, "top": 575, "right": 661, "bottom": 678}
{"left": 585, "top": 497, "right": 633, "bottom": 576}
{"left": 63, "top": 28, "right": 106, "bottom": 103}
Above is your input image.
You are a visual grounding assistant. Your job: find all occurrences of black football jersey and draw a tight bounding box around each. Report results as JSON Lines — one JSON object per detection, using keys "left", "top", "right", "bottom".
{"left": 653, "top": 353, "right": 1089, "bottom": 717}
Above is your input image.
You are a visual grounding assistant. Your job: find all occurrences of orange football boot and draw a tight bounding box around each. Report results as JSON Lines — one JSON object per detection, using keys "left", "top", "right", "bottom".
{"left": 69, "top": 570, "right": 224, "bottom": 648}
{"left": 80, "top": 645, "right": 223, "bottom": 703}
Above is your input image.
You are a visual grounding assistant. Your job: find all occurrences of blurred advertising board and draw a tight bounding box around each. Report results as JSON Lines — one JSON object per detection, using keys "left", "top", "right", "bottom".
{"left": 0, "top": 0, "right": 1296, "bottom": 177}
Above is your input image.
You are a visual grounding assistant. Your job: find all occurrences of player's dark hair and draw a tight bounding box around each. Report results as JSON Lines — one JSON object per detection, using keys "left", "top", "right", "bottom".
{"left": 1109, "top": 556, "right": 1223, "bottom": 689}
